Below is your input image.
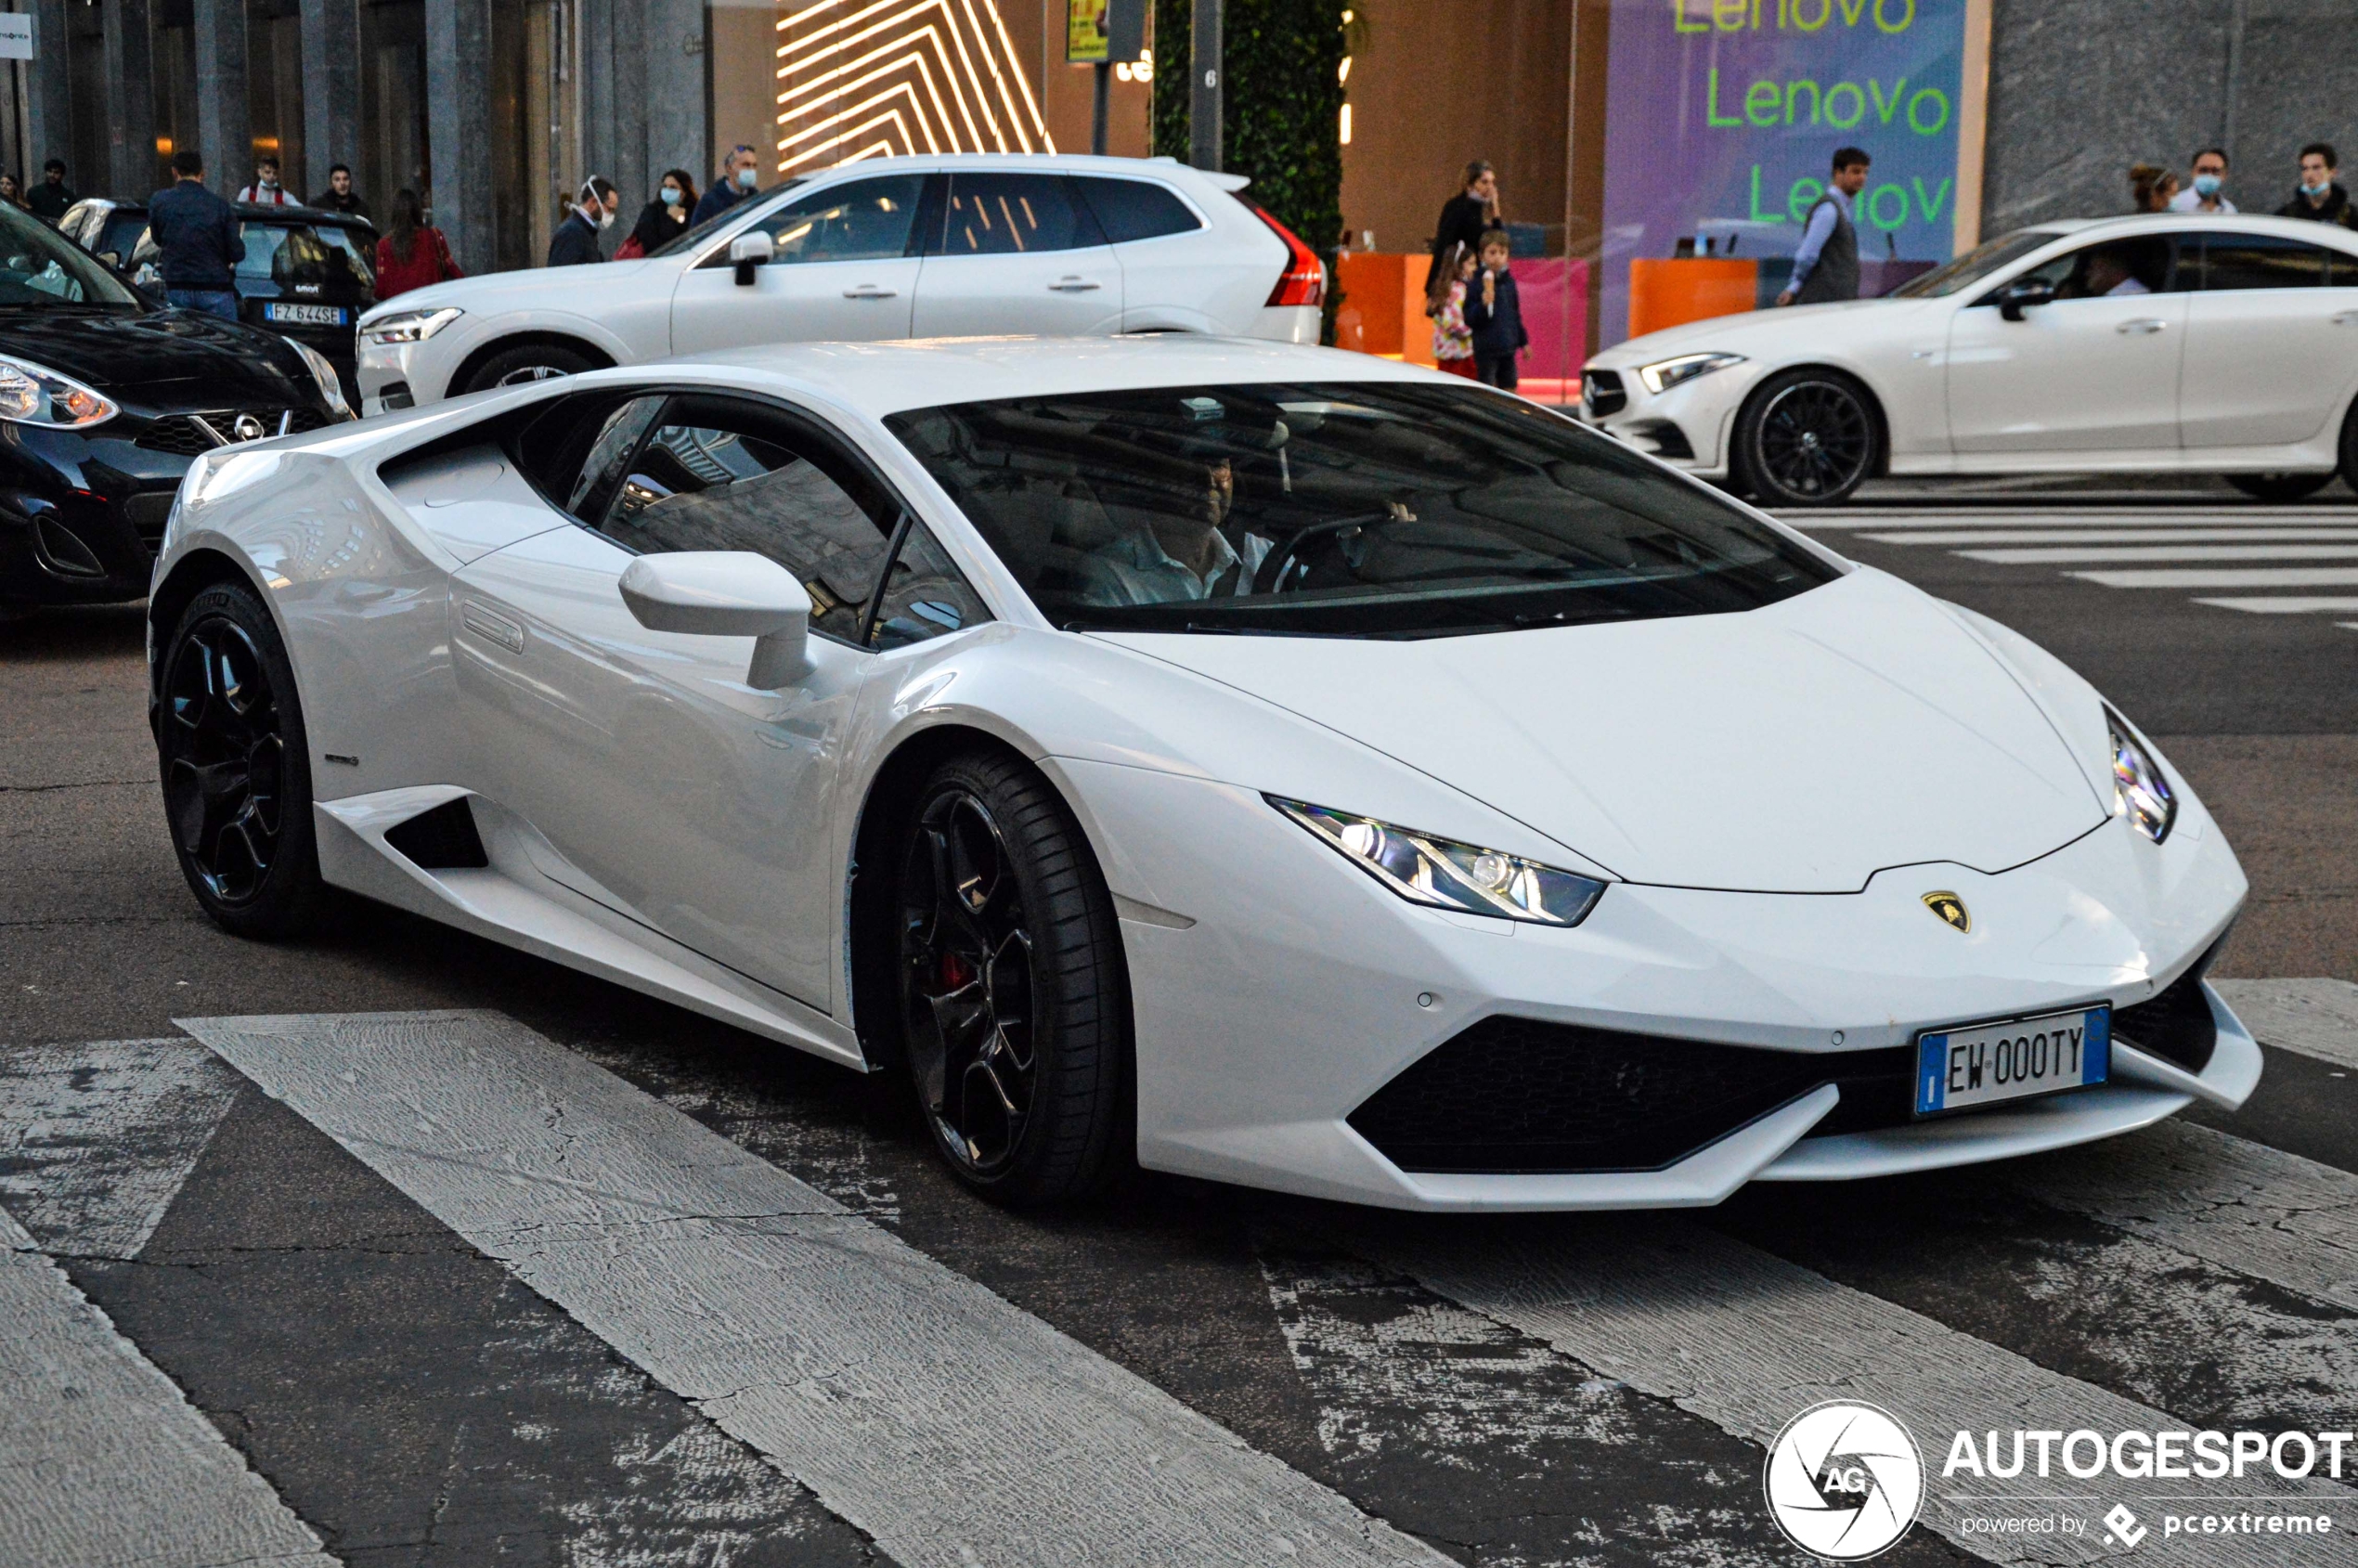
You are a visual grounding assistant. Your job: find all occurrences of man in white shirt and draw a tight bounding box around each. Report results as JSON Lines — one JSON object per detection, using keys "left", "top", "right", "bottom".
{"left": 2168, "top": 148, "right": 2236, "bottom": 214}
{"left": 235, "top": 157, "right": 293, "bottom": 205}
{"left": 2085, "top": 248, "right": 2150, "bottom": 297}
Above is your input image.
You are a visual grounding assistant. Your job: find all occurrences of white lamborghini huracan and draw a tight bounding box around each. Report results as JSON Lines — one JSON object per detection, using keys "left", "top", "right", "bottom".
{"left": 148, "top": 336, "right": 2258, "bottom": 1211}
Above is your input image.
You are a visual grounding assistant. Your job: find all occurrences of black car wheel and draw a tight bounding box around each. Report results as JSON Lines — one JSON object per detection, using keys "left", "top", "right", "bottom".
{"left": 1736, "top": 369, "right": 1879, "bottom": 507}
{"left": 2226, "top": 473, "right": 2335, "bottom": 503}
{"left": 158, "top": 582, "right": 329, "bottom": 937}
{"left": 895, "top": 750, "right": 1129, "bottom": 1205}
{"left": 462, "top": 342, "right": 597, "bottom": 395}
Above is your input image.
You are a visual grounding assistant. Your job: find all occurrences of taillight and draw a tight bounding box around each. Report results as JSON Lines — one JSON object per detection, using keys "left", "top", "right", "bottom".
{"left": 1250, "top": 203, "right": 1325, "bottom": 308}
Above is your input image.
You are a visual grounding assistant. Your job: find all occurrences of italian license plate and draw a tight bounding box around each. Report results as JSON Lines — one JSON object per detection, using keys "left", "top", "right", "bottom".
{"left": 1913, "top": 1005, "right": 2109, "bottom": 1118}
{"left": 265, "top": 303, "right": 347, "bottom": 326}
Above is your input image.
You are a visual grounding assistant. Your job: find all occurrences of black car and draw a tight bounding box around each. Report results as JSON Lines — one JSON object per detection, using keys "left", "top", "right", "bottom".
{"left": 59, "top": 197, "right": 377, "bottom": 402}
{"left": 0, "top": 201, "right": 351, "bottom": 616}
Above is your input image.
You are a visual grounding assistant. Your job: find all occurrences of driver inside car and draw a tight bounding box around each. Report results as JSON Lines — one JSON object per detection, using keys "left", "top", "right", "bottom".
{"left": 1066, "top": 455, "right": 1277, "bottom": 606}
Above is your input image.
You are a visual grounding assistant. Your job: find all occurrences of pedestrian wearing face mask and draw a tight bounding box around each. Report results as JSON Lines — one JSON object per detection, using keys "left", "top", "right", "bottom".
{"left": 691, "top": 146, "right": 761, "bottom": 226}
{"left": 2277, "top": 143, "right": 2358, "bottom": 229}
{"left": 2168, "top": 148, "right": 2236, "bottom": 214}
{"left": 236, "top": 156, "right": 293, "bottom": 206}
{"left": 619, "top": 170, "right": 698, "bottom": 260}
{"left": 548, "top": 176, "right": 619, "bottom": 266}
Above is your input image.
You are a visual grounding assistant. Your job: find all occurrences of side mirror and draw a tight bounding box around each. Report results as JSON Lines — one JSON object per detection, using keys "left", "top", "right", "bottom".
{"left": 617, "top": 551, "right": 812, "bottom": 689}
{"left": 1996, "top": 278, "right": 2056, "bottom": 321}
{"left": 729, "top": 229, "right": 774, "bottom": 286}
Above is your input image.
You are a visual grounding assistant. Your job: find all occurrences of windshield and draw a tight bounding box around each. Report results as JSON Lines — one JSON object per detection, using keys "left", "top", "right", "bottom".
{"left": 648, "top": 178, "right": 809, "bottom": 259}
{"left": 886, "top": 382, "right": 1839, "bottom": 640}
{"left": 235, "top": 220, "right": 376, "bottom": 291}
{"left": 0, "top": 202, "right": 140, "bottom": 308}
{"left": 1889, "top": 229, "right": 2064, "bottom": 299}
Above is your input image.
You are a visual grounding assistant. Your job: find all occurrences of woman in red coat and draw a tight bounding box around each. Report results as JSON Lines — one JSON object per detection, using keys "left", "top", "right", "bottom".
{"left": 373, "top": 188, "right": 461, "bottom": 300}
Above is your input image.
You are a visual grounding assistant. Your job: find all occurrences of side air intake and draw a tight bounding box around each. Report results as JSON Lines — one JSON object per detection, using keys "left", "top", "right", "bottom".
{"left": 382, "top": 797, "right": 488, "bottom": 870}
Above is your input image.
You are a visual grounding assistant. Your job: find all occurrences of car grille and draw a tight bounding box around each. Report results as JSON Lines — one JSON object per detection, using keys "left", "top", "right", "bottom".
{"left": 2114, "top": 933, "right": 2230, "bottom": 1074}
{"left": 1582, "top": 368, "right": 1626, "bottom": 419}
{"left": 134, "top": 407, "right": 331, "bottom": 457}
{"left": 1347, "top": 1016, "right": 1914, "bottom": 1173}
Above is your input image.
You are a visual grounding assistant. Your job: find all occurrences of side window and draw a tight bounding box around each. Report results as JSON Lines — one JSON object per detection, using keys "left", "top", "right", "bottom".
{"left": 591, "top": 395, "right": 906, "bottom": 646}
{"left": 2000, "top": 235, "right": 2176, "bottom": 301}
{"left": 545, "top": 395, "right": 666, "bottom": 522}
{"left": 869, "top": 520, "right": 991, "bottom": 650}
{"left": 1073, "top": 178, "right": 1202, "bottom": 244}
{"left": 748, "top": 175, "right": 926, "bottom": 266}
{"left": 929, "top": 174, "right": 1104, "bottom": 256}
{"left": 2197, "top": 233, "right": 2333, "bottom": 291}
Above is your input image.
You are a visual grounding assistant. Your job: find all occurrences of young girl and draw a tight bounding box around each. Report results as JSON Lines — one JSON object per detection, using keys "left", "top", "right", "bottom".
{"left": 1429, "top": 242, "right": 1477, "bottom": 379}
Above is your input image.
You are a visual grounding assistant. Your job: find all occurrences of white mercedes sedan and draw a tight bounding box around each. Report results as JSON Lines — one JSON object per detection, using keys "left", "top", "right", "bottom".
{"left": 149, "top": 336, "right": 2255, "bottom": 1212}
{"left": 1582, "top": 214, "right": 2358, "bottom": 506}
{"left": 354, "top": 154, "right": 1323, "bottom": 414}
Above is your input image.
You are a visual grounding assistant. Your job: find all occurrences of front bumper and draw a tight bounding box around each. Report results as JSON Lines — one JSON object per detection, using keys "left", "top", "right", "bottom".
{"left": 0, "top": 424, "right": 194, "bottom": 609}
{"left": 1576, "top": 358, "right": 1767, "bottom": 478}
{"left": 1056, "top": 758, "right": 2250, "bottom": 1212}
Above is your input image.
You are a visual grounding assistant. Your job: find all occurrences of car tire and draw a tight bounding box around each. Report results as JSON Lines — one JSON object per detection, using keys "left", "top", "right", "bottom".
{"left": 156, "top": 581, "right": 330, "bottom": 939}
{"left": 894, "top": 749, "right": 1131, "bottom": 1206}
{"left": 1733, "top": 369, "right": 1880, "bottom": 508}
{"left": 2225, "top": 473, "right": 2335, "bottom": 503}
{"left": 2336, "top": 397, "right": 2358, "bottom": 498}
{"left": 460, "top": 342, "right": 598, "bottom": 395}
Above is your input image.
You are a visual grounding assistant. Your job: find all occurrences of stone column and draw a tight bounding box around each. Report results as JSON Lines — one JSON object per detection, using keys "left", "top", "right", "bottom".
{"left": 299, "top": 0, "right": 360, "bottom": 201}
{"left": 25, "top": 0, "right": 72, "bottom": 175}
{"left": 423, "top": 0, "right": 493, "bottom": 270}
{"left": 102, "top": 0, "right": 158, "bottom": 197}
{"left": 192, "top": 0, "right": 251, "bottom": 192}
{"left": 641, "top": 0, "right": 704, "bottom": 198}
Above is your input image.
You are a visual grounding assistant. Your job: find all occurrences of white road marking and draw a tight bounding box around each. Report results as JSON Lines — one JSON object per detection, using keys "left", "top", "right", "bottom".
{"left": 180, "top": 1010, "right": 1451, "bottom": 1568}
{"left": 1788, "top": 509, "right": 2358, "bottom": 530}
{"left": 1861, "top": 528, "right": 2358, "bottom": 547}
{"left": 2009, "top": 1120, "right": 2358, "bottom": 1311}
{"left": 2212, "top": 978, "right": 2358, "bottom": 1071}
{"left": 0, "top": 1038, "right": 243, "bottom": 1259}
{"left": 0, "top": 1205, "right": 335, "bottom": 1568}
{"left": 1962, "top": 544, "right": 2358, "bottom": 565}
{"left": 1359, "top": 1217, "right": 2358, "bottom": 1566}
{"left": 2070, "top": 566, "right": 2358, "bottom": 590}
{"left": 2193, "top": 596, "right": 2358, "bottom": 614}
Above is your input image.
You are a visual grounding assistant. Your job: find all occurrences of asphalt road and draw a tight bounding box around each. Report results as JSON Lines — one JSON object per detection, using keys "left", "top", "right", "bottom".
{"left": 5, "top": 485, "right": 2358, "bottom": 1568}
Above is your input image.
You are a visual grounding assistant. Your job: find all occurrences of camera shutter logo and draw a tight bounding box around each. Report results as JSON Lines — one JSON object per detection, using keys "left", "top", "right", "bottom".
{"left": 1763, "top": 1401, "right": 1924, "bottom": 1560}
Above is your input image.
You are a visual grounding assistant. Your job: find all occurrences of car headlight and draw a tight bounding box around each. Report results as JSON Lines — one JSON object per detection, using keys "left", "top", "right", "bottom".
{"left": 1637, "top": 352, "right": 1744, "bottom": 395}
{"left": 1270, "top": 797, "right": 1607, "bottom": 927}
{"left": 0, "top": 354, "right": 117, "bottom": 428}
{"left": 2105, "top": 706, "right": 2176, "bottom": 844}
{"left": 359, "top": 305, "right": 462, "bottom": 346}
{"left": 282, "top": 337, "right": 353, "bottom": 421}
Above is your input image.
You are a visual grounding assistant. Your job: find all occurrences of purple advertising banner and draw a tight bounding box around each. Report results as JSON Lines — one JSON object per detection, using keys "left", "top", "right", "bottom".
{"left": 1599, "top": 0, "right": 1968, "bottom": 344}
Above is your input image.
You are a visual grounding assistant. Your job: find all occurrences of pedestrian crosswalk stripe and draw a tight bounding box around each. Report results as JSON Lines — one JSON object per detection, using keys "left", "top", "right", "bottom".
{"left": 1359, "top": 1215, "right": 2358, "bottom": 1566}
{"left": 0, "top": 1204, "right": 335, "bottom": 1568}
{"left": 2072, "top": 566, "right": 2358, "bottom": 589}
{"left": 1788, "top": 508, "right": 2358, "bottom": 530}
{"left": 1962, "top": 544, "right": 2358, "bottom": 564}
{"left": 177, "top": 1010, "right": 1454, "bottom": 1568}
{"left": 2212, "top": 978, "right": 2358, "bottom": 1072}
{"left": 1861, "top": 528, "right": 2358, "bottom": 546}
{"left": 2193, "top": 596, "right": 2358, "bottom": 614}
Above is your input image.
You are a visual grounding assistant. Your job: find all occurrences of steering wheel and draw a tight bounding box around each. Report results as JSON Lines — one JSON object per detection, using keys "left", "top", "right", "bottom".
{"left": 1250, "top": 510, "right": 1393, "bottom": 595}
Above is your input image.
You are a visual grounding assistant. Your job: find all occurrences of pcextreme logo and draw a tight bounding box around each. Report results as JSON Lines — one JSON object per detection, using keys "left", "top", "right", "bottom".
{"left": 1764, "top": 1401, "right": 1925, "bottom": 1560}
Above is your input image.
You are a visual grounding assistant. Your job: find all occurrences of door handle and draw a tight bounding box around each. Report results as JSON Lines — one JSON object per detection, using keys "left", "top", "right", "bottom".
{"left": 2332, "top": 309, "right": 2358, "bottom": 326}
{"left": 2117, "top": 318, "right": 2168, "bottom": 335}
{"left": 841, "top": 284, "right": 898, "bottom": 299}
{"left": 1048, "top": 277, "right": 1103, "bottom": 292}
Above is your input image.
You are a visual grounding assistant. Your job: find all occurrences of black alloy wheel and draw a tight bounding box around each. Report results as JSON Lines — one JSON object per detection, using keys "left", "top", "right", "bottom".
{"left": 1738, "top": 369, "right": 1878, "bottom": 507}
{"left": 896, "top": 750, "right": 1129, "bottom": 1204}
{"left": 2226, "top": 472, "right": 2335, "bottom": 503}
{"left": 463, "top": 341, "right": 597, "bottom": 395}
{"left": 158, "top": 583, "right": 328, "bottom": 936}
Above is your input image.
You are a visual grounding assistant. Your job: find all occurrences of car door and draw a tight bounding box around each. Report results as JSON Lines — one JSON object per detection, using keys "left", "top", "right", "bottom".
{"left": 668, "top": 174, "right": 926, "bottom": 356}
{"left": 911, "top": 171, "right": 1123, "bottom": 337}
{"left": 1944, "top": 233, "right": 2191, "bottom": 455}
{"left": 1069, "top": 174, "right": 1249, "bottom": 333}
{"left": 451, "top": 390, "right": 983, "bottom": 1007}
{"left": 2176, "top": 230, "right": 2358, "bottom": 450}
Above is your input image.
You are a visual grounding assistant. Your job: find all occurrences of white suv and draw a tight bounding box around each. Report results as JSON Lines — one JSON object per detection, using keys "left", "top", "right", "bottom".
{"left": 356, "top": 153, "right": 1324, "bottom": 413}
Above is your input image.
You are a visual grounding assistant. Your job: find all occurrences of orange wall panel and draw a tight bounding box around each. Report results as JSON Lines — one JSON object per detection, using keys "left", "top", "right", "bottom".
{"left": 1626, "top": 259, "right": 1758, "bottom": 340}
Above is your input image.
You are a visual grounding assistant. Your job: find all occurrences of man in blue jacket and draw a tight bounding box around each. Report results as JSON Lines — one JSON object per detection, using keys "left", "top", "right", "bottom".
{"left": 146, "top": 150, "right": 245, "bottom": 320}
{"left": 691, "top": 146, "right": 762, "bottom": 226}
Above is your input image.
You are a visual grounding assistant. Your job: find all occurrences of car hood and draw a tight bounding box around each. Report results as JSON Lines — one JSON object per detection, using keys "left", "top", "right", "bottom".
{"left": 1096, "top": 567, "right": 2109, "bottom": 892}
{"left": 3, "top": 305, "right": 308, "bottom": 399}
{"left": 362, "top": 260, "right": 666, "bottom": 321}
{"left": 1591, "top": 297, "right": 1944, "bottom": 368}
